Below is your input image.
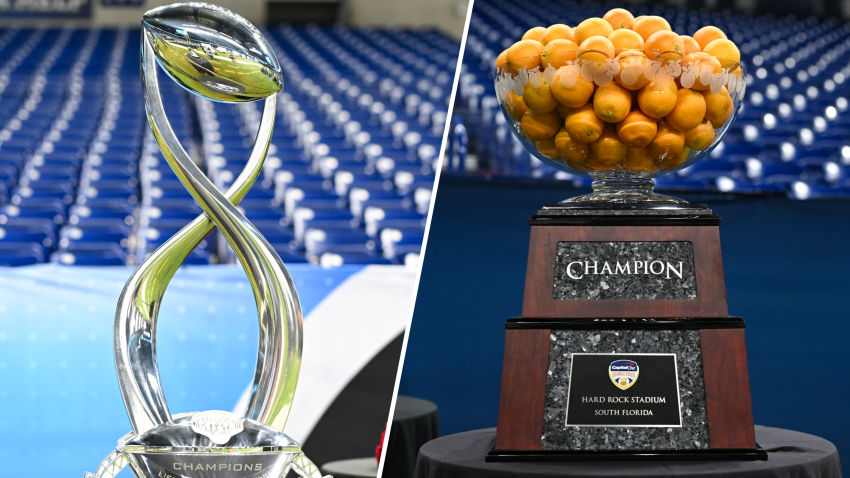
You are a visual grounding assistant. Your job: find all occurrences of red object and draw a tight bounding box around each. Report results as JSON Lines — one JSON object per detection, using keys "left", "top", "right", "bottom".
{"left": 376, "top": 422, "right": 387, "bottom": 463}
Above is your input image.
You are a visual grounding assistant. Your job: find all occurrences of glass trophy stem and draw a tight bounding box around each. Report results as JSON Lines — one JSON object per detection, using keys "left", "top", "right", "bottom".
{"left": 88, "top": 7, "right": 330, "bottom": 478}
{"left": 560, "top": 171, "right": 689, "bottom": 205}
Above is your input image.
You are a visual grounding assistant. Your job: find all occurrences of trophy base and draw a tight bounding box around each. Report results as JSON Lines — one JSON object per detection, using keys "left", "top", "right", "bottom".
{"left": 86, "top": 413, "right": 330, "bottom": 478}
{"left": 87, "top": 449, "right": 327, "bottom": 478}
{"left": 494, "top": 318, "right": 760, "bottom": 460}
{"left": 561, "top": 173, "right": 687, "bottom": 205}
{"left": 485, "top": 444, "right": 768, "bottom": 462}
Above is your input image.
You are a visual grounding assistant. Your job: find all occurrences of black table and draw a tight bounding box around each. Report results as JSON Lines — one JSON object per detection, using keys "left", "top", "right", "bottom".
{"left": 384, "top": 395, "right": 440, "bottom": 478}
{"left": 414, "top": 426, "right": 842, "bottom": 478}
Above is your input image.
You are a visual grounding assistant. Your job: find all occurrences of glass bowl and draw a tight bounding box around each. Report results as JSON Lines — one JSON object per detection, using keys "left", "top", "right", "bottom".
{"left": 494, "top": 49, "right": 746, "bottom": 204}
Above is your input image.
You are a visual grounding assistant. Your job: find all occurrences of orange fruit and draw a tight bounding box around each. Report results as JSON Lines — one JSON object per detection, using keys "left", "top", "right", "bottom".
{"left": 536, "top": 137, "right": 560, "bottom": 159}
{"left": 709, "top": 99, "right": 734, "bottom": 128}
{"left": 617, "top": 108, "right": 657, "bottom": 147}
{"left": 633, "top": 16, "right": 671, "bottom": 41}
{"left": 608, "top": 29, "right": 644, "bottom": 52}
{"left": 591, "top": 124, "right": 628, "bottom": 165}
{"left": 574, "top": 18, "right": 614, "bottom": 45}
{"left": 505, "top": 90, "right": 528, "bottom": 122}
{"left": 577, "top": 36, "right": 615, "bottom": 64}
{"left": 542, "top": 39, "right": 578, "bottom": 69}
{"left": 693, "top": 26, "right": 727, "bottom": 50}
{"left": 684, "top": 121, "right": 716, "bottom": 150}
{"left": 649, "top": 121, "right": 685, "bottom": 164}
{"left": 603, "top": 8, "right": 635, "bottom": 30}
{"left": 703, "top": 39, "right": 740, "bottom": 67}
{"left": 496, "top": 49, "right": 508, "bottom": 69}
{"left": 615, "top": 50, "right": 650, "bottom": 90}
{"left": 523, "top": 80, "right": 559, "bottom": 114}
{"left": 564, "top": 104, "right": 605, "bottom": 143}
{"left": 681, "top": 52, "right": 722, "bottom": 91}
{"left": 520, "top": 110, "right": 561, "bottom": 140}
{"left": 552, "top": 67, "right": 594, "bottom": 108}
{"left": 637, "top": 81, "right": 678, "bottom": 118}
{"left": 555, "top": 127, "right": 590, "bottom": 162}
{"left": 584, "top": 151, "right": 619, "bottom": 171}
{"left": 666, "top": 88, "right": 706, "bottom": 132}
{"left": 622, "top": 146, "right": 658, "bottom": 172}
{"left": 556, "top": 103, "right": 571, "bottom": 119}
{"left": 522, "top": 27, "right": 546, "bottom": 43}
{"left": 644, "top": 30, "right": 685, "bottom": 61}
{"left": 507, "top": 40, "right": 544, "bottom": 72}
{"left": 680, "top": 35, "right": 701, "bottom": 54}
{"left": 541, "top": 24, "right": 575, "bottom": 45}
{"left": 593, "top": 82, "right": 631, "bottom": 123}
{"left": 702, "top": 86, "right": 732, "bottom": 123}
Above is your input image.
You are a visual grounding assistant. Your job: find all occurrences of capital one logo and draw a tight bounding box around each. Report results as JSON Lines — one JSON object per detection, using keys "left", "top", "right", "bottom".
{"left": 609, "top": 360, "right": 639, "bottom": 390}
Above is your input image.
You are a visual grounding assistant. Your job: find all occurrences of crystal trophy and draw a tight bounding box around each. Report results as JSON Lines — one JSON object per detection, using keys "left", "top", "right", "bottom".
{"left": 84, "top": 3, "right": 328, "bottom": 477}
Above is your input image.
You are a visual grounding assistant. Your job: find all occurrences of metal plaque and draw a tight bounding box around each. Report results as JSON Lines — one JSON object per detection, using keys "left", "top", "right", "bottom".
{"left": 565, "top": 353, "right": 682, "bottom": 427}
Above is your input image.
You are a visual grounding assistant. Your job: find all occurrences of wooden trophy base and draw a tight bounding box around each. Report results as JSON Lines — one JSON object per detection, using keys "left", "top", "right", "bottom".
{"left": 489, "top": 318, "right": 766, "bottom": 462}
{"left": 490, "top": 204, "right": 765, "bottom": 461}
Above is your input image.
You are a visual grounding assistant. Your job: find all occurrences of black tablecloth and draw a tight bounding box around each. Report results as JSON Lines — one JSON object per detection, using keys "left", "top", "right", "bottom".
{"left": 384, "top": 396, "right": 440, "bottom": 478}
{"left": 414, "top": 426, "right": 842, "bottom": 478}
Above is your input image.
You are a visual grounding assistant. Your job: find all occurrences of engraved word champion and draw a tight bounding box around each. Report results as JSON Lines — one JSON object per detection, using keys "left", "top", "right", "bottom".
{"left": 565, "top": 260, "right": 684, "bottom": 280}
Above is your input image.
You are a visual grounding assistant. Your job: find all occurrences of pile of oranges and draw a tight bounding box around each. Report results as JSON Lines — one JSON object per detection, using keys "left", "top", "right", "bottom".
{"left": 495, "top": 9, "right": 742, "bottom": 173}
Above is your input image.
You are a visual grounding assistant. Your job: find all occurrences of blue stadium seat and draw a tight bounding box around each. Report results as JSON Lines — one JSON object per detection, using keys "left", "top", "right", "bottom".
{"left": 52, "top": 242, "right": 127, "bottom": 266}
{"left": 0, "top": 218, "right": 56, "bottom": 250}
{"left": 0, "top": 242, "right": 45, "bottom": 266}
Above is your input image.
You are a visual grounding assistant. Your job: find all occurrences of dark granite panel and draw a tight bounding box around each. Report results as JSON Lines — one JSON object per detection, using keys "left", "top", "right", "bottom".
{"left": 553, "top": 242, "right": 697, "bottom": 300}
{"left": 541, "top": 329, "right": 710, "bottom": 451}
{"left": 537, "top": 208, "right": 712, "bottom": 216}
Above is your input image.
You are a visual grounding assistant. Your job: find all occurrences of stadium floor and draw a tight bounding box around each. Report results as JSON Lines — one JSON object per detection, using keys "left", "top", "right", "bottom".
{"left": 400, "top": 175, "right": 850, "bottom": 462}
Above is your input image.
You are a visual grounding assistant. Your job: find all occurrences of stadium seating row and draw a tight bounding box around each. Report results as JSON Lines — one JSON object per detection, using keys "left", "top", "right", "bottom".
{"left": 0, "top": 26, "right": 457, "bottom": 266}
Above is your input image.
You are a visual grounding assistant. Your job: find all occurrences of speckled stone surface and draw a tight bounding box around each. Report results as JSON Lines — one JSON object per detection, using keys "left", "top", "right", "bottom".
{"left": 537, "top": 208, "right": 712, "bottom": 216}
{"left": 553, "top": 242, "right": 697, "bottom": 300}
{"left": 542, "top": 329, "right": 710, "bottom": 451}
